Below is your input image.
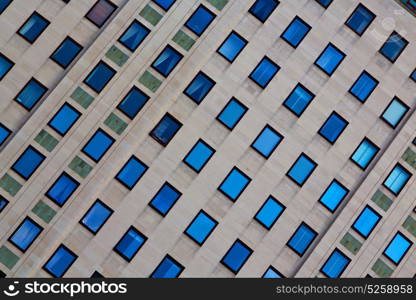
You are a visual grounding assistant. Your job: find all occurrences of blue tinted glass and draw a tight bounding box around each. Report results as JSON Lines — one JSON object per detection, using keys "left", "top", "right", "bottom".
{"left": 321, "top": 249, "right": 350, "bottom": 278}
{"left": 48, "top": 104, "right": 81, "bottom": 136}
{"left": 119, "top": 21, "right": 150, "bottom": 51}
{"left": 352, "top": 206, "right": 380, "bottom": 238}
{"left": 382, "top": 98, "right": 408, "bottom": 127}
{"left": 81, "top": 201, "right": 112, "bottom": 234}
{"left": 351, "top": 139, "right": 378, "bottom": 169}
{"left": 18, "top": 13, "right": 49, "bottom": 43}
{"left": 151, "top": 256, "right": 184, "bottom": 278}
{"left": 0, "top": 53, "right": 13, "bottom": 80}
{"left": 380, "top": 32, "right": 407, "bottom": 62}
{"left": 346, "top": 4, "right": 375, "bottom": 35}
{"left": 251, "top": 126, "right": 283, "bottom": 158}
{"left": 350, "top": 72, "right": 378, "bottom": 102}
{"left": 185, "top": 6, "right": 215, "bottom": 36}
{"left": 9, "top": 218, "right": 42, "bottom": 251}
{"left": 82, "top": 130, "right": 114, "bottom": 162}
{"left": 287, "top": 223, "right": 317, "bottom": 256}
{"left": 221, "top": 240, "right": 252, "bottom": 274}
{"left": 217, "top": 98, "right": 247, "bottom": 129}
{"left": 15, "top": 79, "right": 47, "bottom": 110}
{"left": 152, "top": 46, "right": 183, "bottom": 77}
{"left": 249, "top": 0, "right": 279, "bottom": 22}
{"left": 411, "top": 69, "right": 416, "bottom": 81}
{"left": 319, "top": 112, "right": 348, "bottom": 143}
{"left": 318, "top": 180, "right": 348, "bottom": 212}
{"left": 281, "top": 17, "right": 310, "bottom": 47}
{"left": 249, "top": 57, "right": 279, "bottom": 88}
{"left": 217, "top": 32, "right": 247, "bottom": 62}
{"left": 315, "top": 44, "right": 346, "bottom": 75}
{"left": 150, "top": 114, "right": 182, "bottom": 146}
{"left": 0, "top": 0, "right": 13, "bottom": 13}
{"left": 254, "top": 196, "right": 284, "bottom": 229}
{"left": 116, "top": 157, "right": 148, "bottom": 189}
{"left": 383, "top": 232, "right": 412, "bottom": 264}
{"left": 315, "top": 0, "right": 332, "bottom": 8}
{"left": 184, "top": 73, "right": 215, "bottom": 104}
{"left": 287, "top": 154, "right": 317, "bottom": 186}
{"left": 0, "top": 197, "right": 8, "bottom": 212}
{"left": 118, "top": 88, "right": 149, "bottom": 119}
{"left": 218, "top": 168, "right": 251, "bottom": 201}
{"left": 185, "top": 211, "right": 217, "bottom": 245}
{"left": 383, "top": 164, "right": 411, "bottom": 195}
{"left": 184, "top": 140, "right": 215, "bottom": 172}
{"left": 46, "top": 173, "right": 79, "bottom": 206}
{"left": 12, "top": 147, "right": 45, "bottom": 180}
{"left": 51, "top": 38, "right": 82, "bottom": 68}
{"left": 149, "top": 183, "right": 181, "bottom": 216}
{"left": 0, "top": 124, "right": 11, "bottom": 146}
{"left": 263, "top": 267, "right": 282, "bottom": 278}
{"left": 115, "top": 228, "right": 146, "bottom": 261}
{"left": 283, "top": 84, "right": 314, "bottom": 116}
{"left": 84, "top": 61, "right": 116, "bottom": 93}
{"left": 152, "top": 0, "right": 175, "bottom": 10}
{"left": 43, "top": 246, "right": 77, "bottom": 277}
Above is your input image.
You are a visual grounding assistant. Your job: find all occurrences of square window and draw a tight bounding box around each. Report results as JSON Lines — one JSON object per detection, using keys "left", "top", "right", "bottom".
{"left": 254, "top": 196, "right": 285, "bottom": 229}
{"left": 151, "top": 45, "right": 183, "bottom": 77}
{"left": 383, "top": 164, "right": 411, "bottom": 196}
{"left": 314, "top": 43, "right": 346, "bottom": 76}
{"left": 149, "top": 182, "right": 181, "bottom": 216}
{"left": 218, "top": 167, "right": 251, "bottom": 201}
{"left": 381, "top": 97, "right": 409, "bottom": 128}
{"left": 410, "top": 69, "right": 416, "bottom": 82}
{"left": 117, "top": 87, "right": 150, "bottom": 119}
{"left": 17, "top": 12, "right": 50, "bottom": 43}
{"left": 282, "top": 83, "right": 315, "bottom": 117}
{"left": 185, "top": 5, "right": 216, "bottom": 36}
{"left": 118, "top": 20, "right": 150, "bottom": 52}
{"left": 11, "top": 146, "right": 45, "bottom": 180}
{"left": 0, "top": 53, "right": 14, "bottom": 80}
{"left": 345, "top": 4, "right": 376, "bottom": 36}
{"left": 85, "top": 0, "right": 117, "bottom": 28}
{"left": 0, "top": 0, "right": 13, "bottom": 14}
{"left": 286, "top": 153, "right": 317, "bottom": 186}
{"left": 183, "top": 139, "right": 215, "bottom": 173}
{"left": 318, "top": 111, "right": 348, "bottom": 144}
{"left": 114, "top": 226, "right": 147, "bottom": 262}
{"left": 50, "top": 37, "right": 83, "bottom": 69}
{"left": 379, "top": 31, "right": 408, "bottom": 63}
{"left": 184, "top": 210, "right": 218, "bottom": 245}
{"left": 350, "top": 138, "right": 379, "bottom": 170}
{"left": 281, "top": 16, "right": 311, "bottom": 48}
{"left": 81, "top": 129, "right": 115, "bottom": 162}
{"left": 0, "top": 195, "right": 9, "bottom": 213}
{"left": 8, "top": 217, "right": 43, "bottom": 252}
{"left": 287, "top": 222, "right": 318, "bottom": 256}
{"left": 48, "top": 103, "right": 81, "bottom": 136}
{"left": 84, "top": 61, "right": 116, "bottom": 93}
{"left": 80, "top": 200, "right": 113, "bottom": 234}
{"left": 352, "top": 205, "right": 381, "bottom": 239}
{"left": 184, "top": 72, "right": 216, "bottom": 104}
{"left": 315, "top": 0, "right": 332, "bottom": 8}
{"left": 14, "top": 78, "right": 48, "bottom": 110}
{"left": 249, "top": 0, "right": 279, "bottom": 23}
{"left": 383, "top": 232, "right": 412, "bottom": 265}
{"left": 43, "top": 245, "right": 77, "bottom": 277}
{"left": 0, "top": 123, "right": 11, "bottom": 147}
{"left": 251, "top": 125, "right": 283, "bottom": 158}
{"left": 318, "top": 180, "right": 348, "bottom": 213}
{"left": 320, "top": 248, "right": 350, "bottom": 278}
{"left": 249, "top": 56, "right": 280, "bottom": 88}
{"left": 46, "top": 172, "right": 80, "bottom": 206}
{"left": 263, "top": 266, "right": 284, "bottom": 278}
{"left": 152, "top": 0, "right": 175, "bottom": 11}
{"left": 216, "top": 98, "right": 248, "bottom": 130}
{"left": 349, "top": 71, "right": 379, "bottom": 103}
{"left": 115, "top": 156, "right": 148, "bottom": 190}
{"left": 217, "top": 31, "right": 248, "bottom": 63}
{"left": 150, "top": 255, "right": 184, "bottom": 278}
{"left": 221, "top": 239, "right": 253, "bottom": 274}
{"left": 150, "top": 113, "right": 182, "bottom": 146}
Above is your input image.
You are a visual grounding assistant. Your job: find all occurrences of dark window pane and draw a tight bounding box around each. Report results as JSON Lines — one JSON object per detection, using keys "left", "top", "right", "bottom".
{"left": 82, "top": 129, "right": 115, "bottom": 162}
{"left": 149, "top": 182, "right": 181, "bottom": 216}
{"left": 11, "top": 146, "right": 45, "bottom": 180}
{"left": 85, "top": 0, "right": 117, "bottom": 27}
{"left": 18, "top": 12, "right": 50, "bottom": 43}
{"left": 151, "top": 255, "right": 184, "bottom": 278}
{"left": 221, "top": 240, "right": 253, "bottom": 274}
{"left": 152, "top": 0, "right": 175, "bottom": 11}
{"left": 117, "top": 87, "right": 150, "bottom": 119}
{"left": 349, "top": 71, "right": 378, "bottom": 102}
{"left": 84, "top": 61, "right": 116, "bottom": 93}
{"left": 281, "top": 16, "right": 311, "bottom": 48}
{"left": 46, "top": 173, "right": 80, "bottom": 206}
{"left": 43, "top": 245, "right": 77, "bottom": 277}
{"left": 315, "top": 0, "right": 332, "bottom": 8}
{"left": 48, "top": 103, "right": 81, "bottom": 136}
{"left": 0, "top": 53, "right": 14, "bottom": 80}
{"left": 320, "top": 249, "right": 350, "bottom": 278}
{"left": 80, "top": 200, "right": 113, "bottom": 234}
{"left": 249, "top": 56, "right": 279, "bottom": 88}
{"left": 249, "top": 0, "right": 279, "bottom": 22}
{"left": 151, "top": 45, "right": 183, "bottom": 77}
{"left": 0, "top": 0, "right": 13, "bottom": 14}
{"left": 379, "top": 31, "right": 408, "bottom": 62}
{"left": 185, "top": 5, "right": 215, "bottom": 36}
{"left": 15, "top": 78, "right": 48, "bottom": 110}
{"left": 0, "top": 123, "right": 11, "bottom": 146}
{"left": 184, "top": 72, "right": 216, "bottom": 104}
{"left": 345, "top": 4, "right": 376, "bottom": 35}
{"left": 119, "top": 21, "right": 150, "bottom": 52}
{"left": 150, "top": 114, "right": 182, "bottom": 146}
{"left": 318, "top": 112, "right": 348, "bottom": 144}
{"left": 115, "top": 156, "right": 148, "bottom": 189}
{"left": 114, "top": 227, "right": 147, "bottom": 261}
{"left": 0, "top": 196, "right": 8, "bottom": 213}
{"left": 287, "top": 223, "right": 317, "bottom": 256}
{"left": 283, "top": 84, "right": 314, "bottom": 116}
{"left": 51, "top": 37, "right": 83, "bottom": 68}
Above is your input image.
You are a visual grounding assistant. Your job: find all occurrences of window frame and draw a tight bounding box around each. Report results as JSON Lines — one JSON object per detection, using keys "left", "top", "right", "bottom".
{"left": 0, "top": 52, "right": 14, "bottom": 80}
{"left": 151, "top": 44, "right": 184, "bottom": 78}
{"left": 248, "top": 0, "right": 280, "bottom": 23}
{"left": 348, "top": 70, "right": 379, "bottom": 103}
{"left": 216, "top": 31, "right": 248, "bottom": 63}
{"left": 0, "top": 0, "right": 13, "bottom": 14}
{"left": 314, "top": 43, "right": 346, "bottom": 76}
{"left": 248, "top": 56, "right": 280, "bottom": 89}
{"left": 83, "top": 60, "right": 117, "bottom": 94}
{"left": 11, "top": 146, "right": 46, "bottom": 180}
{"left": 79, "top": 199, "right": 113, "bottom": 234}
{"left": 344, "top": 3, "right": 376, "bottom": 36}
{"left": 217, "top": 167, "right": 252, "bottom": 202}
{"left": 286, "top": 153, "right": 317, "bottom": 187}
{"left": 250, "top": 125, "right": 284, "bottom": 159}
{"left": 149, "top": 113, "right": 182, "bottom": 146}
{"left": 184, "top": 209, "right": 218, "bottom": 246}
{"left": 280, "top": 16, "right": 311, "bottom": 48}
{"left": 42, "top": 244, "right": 77, "bottom": 278}
{"left": 148, "top": 182, "right": 182, "bottom": 217}
{"left": 183, "top": 71, "right": 216, "bottom": 104}
{"left": 81, "top": 129, "right": 115, "bottom": 163}
{"left": 383, "top": 231, "right": 413, "bottom": 265}
{"left": 45, "top": 172, "right": 80, "bottom": 207}
{"left": 113, "top": 226, "right": 148, "bottom": 262}
{"left": 380, "top": 97, "right": 409, "bottom": 129}
{"left": 286, "top": 222, "right": 318, "bottom": 257}
{"left": 17, "top": 11, "right": 50, "bottom": 44}
{"left": 184, "top": 4, "right": 216, "bottom": 37}
{"left": 282, "top": 83, "right": 315, "bottom": 117}
{"left": 0, "top": 123, "right": 12, "bottom": 147}
{"left": 85, "top": 0, "right": 117, "bottom": 28}
{"left": 183, "top": 139, "right": 216, "bottom": 173}
{"left": 118, "top": 20, "right": 150, "bottom": 52}
{"left": 14, "top": 78, "right": 48, "bottom": 111}
{"left": 378, "top": 31, "right": 409, "bottom": 63}
{"left": 351, "top": 205, "right": 382, "bottom": 239}
{"left": 382, "top": 163, "right": 412, "bottom": 196}
{"left": 349, "top": 137, "right": 379, "bottom": 170}
{"left": 115, "top": 155, "right": 148, "bottom": 190}
{"left": 47, "top": 102, "right": 82, "bottom": 136}
{"left": 318, "top": 179, "right": 349, "bottom": 213}
{"left": 8, "top": 216, "right": 43, "bottom": 252}
{"left": 116, "top": 86, "right": 150, "bottom": 120}
{"left": 320, "top": 248, "right": 351, "bottom": 278}
{"left": 254, "top": 195, "right": 285, "bottom": 230}
{"left": 50, "top": 36, "right": 83, "bottom": 69}
{"left": 318, "top": 111, "right": 349, "bottom": 144}
{"left": 216, "top": 97, "right": 248, "bottom": 130}
{"left": 149, "top": 254, "right": 184, "bottom": 278}
{"left": 220, "top": 239, "right": 253, "bottom": 275}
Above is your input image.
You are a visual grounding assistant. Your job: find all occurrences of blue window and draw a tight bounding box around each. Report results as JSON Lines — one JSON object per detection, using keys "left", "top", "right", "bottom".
{"left": 48, "top": 103, "right": 81, "bottom": 136}
{"left": 314, "top": 43, "right": 346, "bottom": 76}
{"left": 185, "top": 5, "right": 215, "bottom": 36}
{"left": 151, "top": 255, "right": 184, "bottom": 278}
{"left": 80, "top": 200, "right": 113, "bottom": 234}
{"left": 50, "top": 37, "right": 83, "bottom": 68}
{"left": 345, "top": 4, "right": 376, "bottom": 36}
{"left": 85, "top": 0, "right": 117, "bottom": 28}
{"left": 251, "top": 125, "right": 283, "bottom": 158}
{"left": 115, "top": 156, "right": 148, "bottom": 189}
{"left": 283, "top": 83, "right": 315, "bottom": 117}
{"left": 217, "top": 32, "right": 247, "bottom": 63}
{"left": 218, "top": 167, "right": 251, "bottom": 201}
{"left": 0, "top": 53, "right": 14, "bottom": 80}
{"left": 320, "top": 249, "right": 350, "bottom": 278}
{"left": 221, "top": 239, "right": 253, "bottom": 274}
{"left": 263, "top": 266, "right": 284, "bottom": 278}
{"left": 150, "top": 113, "right": 182, "bottom": 146}
{"left": 350, "top": 138, "right": 379, "bottom": 170}
{"left": 184, "top": 210, "right": 218, "bottom": 245}
{"left": 383, "top": 164, "right": 411, "bottom": 196}
{"left": 46, "top": 172, "right": 79, "bottom": 206}
{"left": 0, "top": 195, "right": 8, "bottom": 213}
{"left": 249, "top": 56, "right": 280, "bottom": 88}
{"left": 82, "top": 129, "right": 115, "bottom": 162}
{"left": 318, "top": 112, "right": 348, "bottom": 144}
{"left": 281, "top": 16, "right": 311, "bottom": 48}
{"left": 152, "top": 0, "right": 175, "bottom": 11}
{"left": 254, "top": 196, "right": 285, "bottom": 229}
{"left": 352, "top": 206, "right": 381, "bottom": 239}
{"left": 43, "top": 245, "right": 77, "bottom": 277}
{"left": 249, "top": 0, "right": 279, "bottom": 23}
{"left": 411, "top": 69, "right": 416, "bottom": 82}
{"left": 117, "top": 87, "right": 150, "bottom": 119}
{"left": 184, "top": 72, "right": 216, "bottom": 104}
{"left": 287, "top": 223, "right": 318, "bottom": 256}
{"left": 17, "top": 12, "right": 50, "bottom": 43}
{"left": 318, "top": 180, "right": 348, "bottom": 212}
{"left": 14, "top": 78, "right": 48, "bottom": 110}
{"left": 379, "top": 31, "right": 408, "bottom": 63}
{"left": 84, "top": 61, "right": 116, "bottom": 93}
{"left": 216, "top": 98, "right": 248, "bottom": 130}
{"left": 149, "top": 182, "right": 181, "bottom": 216}
{"left": 349, "top": 71, "right": 378, "bottom": 102}
{"left": 0, "top": 0, "right": 13, "bottom": 14}
{"left": 381, "top": 98, "right": 409, "bottom": 128}
{"left": 315, "top": 0, "right": 332, "bottom": 8}
{"left": 9, "top": 217, "right": 43, "bottom": 252}
{"left": 118, "top": 20, "right": 150, "bottom": 52}
{"left": 183, "top": 139, "right": 215, "bottom": 173}
{"left": 114, "top": 227, "right": 147, "bottom": 261}
{"left": 11, "top": 146, "right": 45, "bottom": 180}
{"left": 0, "top": 123, "right": 11, "bottom": 146}
{"left": 286, "top": 153, "right": 317, "bottom": 186}
{"left": 151, "top": 45, "right": 183, "bottom": 77}
{"left": 383, "top": 232, "right": 412, "bottom": 265}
